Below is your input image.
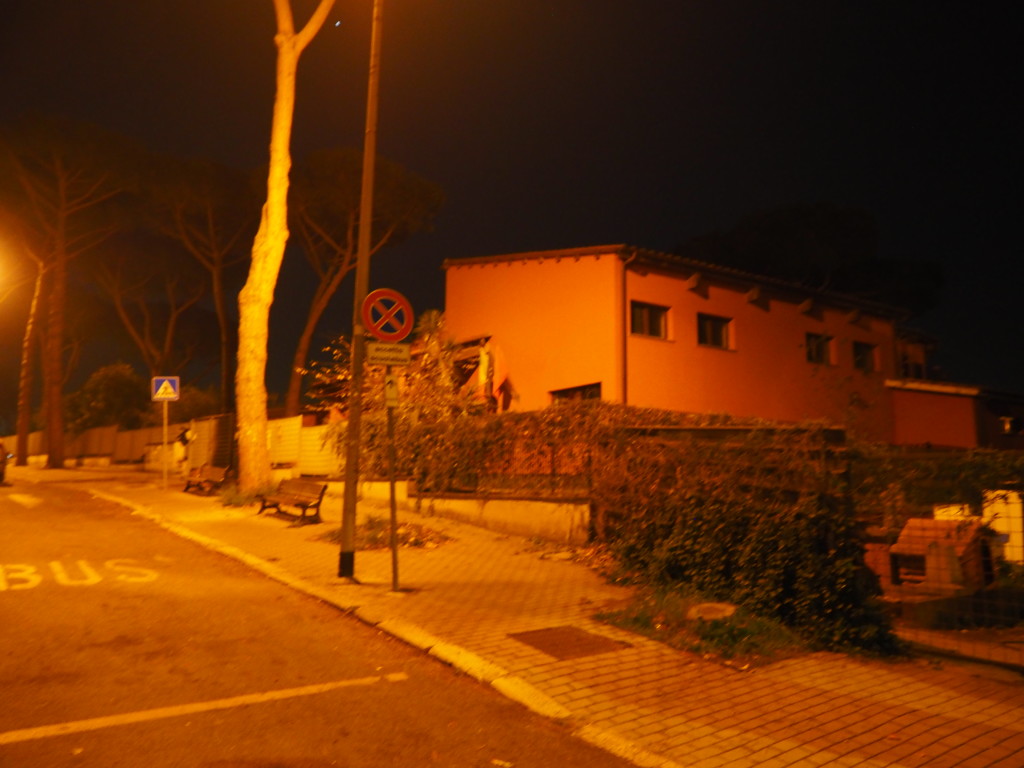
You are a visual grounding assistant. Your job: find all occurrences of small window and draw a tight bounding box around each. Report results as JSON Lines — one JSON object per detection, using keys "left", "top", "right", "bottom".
{"left": 806, "top": 332, "right": 833, "bottom": 365}
{"left": 697, "top": 313, "right": 731, "bottom": 349}
{"left": 630, "top": 301, "right": 668, "bottom": 339}
{"left": 551, "top": 383, "right": 601, "bottom": 402}
{"left": 853, "top": 341, "right": 877, "bottom": 372}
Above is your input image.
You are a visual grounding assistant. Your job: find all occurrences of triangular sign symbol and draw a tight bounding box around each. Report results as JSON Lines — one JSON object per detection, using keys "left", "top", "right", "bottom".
{"left": 155, "top": 380, "right": 177, "bottom": 398}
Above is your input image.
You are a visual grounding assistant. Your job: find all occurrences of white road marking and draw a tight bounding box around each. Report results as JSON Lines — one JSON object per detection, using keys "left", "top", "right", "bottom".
{"left": 0, "top": 673, "right": 409, "bottom": 745}
{"left": 1, "top": 560, "right": 162, "bottom": 590}
{"left": 6, "top": 494, "right": 43, "bottom": 508}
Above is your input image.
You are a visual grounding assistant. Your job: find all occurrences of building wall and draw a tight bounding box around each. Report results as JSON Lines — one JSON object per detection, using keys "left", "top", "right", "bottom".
{"left": 446, "top": 249, "right": 899, "bottom": 440}
{"left": 445, "top": 251, "right": 624, "bottom": 410}
{"left": 624, "top": 268, "right": 898, "bottom": 440}
{"left": 890, "top": 386, "right": 980, "bottom": 448}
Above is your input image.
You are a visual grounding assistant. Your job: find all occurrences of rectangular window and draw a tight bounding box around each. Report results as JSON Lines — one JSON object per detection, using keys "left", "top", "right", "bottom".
{"left": 630, "top": 301, "right": 668, "bottom": 339}
{"left": 806, "top": 332, "right": 833, "bottom": 364}
{"left": 853, "top": 341, "right": 877, "bottom": 372}
{"left": 697, "top": 313, "right": 731, "bottom": 349}
{"left": 551, "top": 383, "right": 601, "bottom": 402}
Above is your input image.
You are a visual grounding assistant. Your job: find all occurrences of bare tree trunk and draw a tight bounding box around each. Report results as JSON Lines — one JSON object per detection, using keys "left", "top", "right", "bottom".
{"left": 2, "top": 117, "right": 126, "bottom": 468}
{"left": 284, "top": 316, "right": 315, "bottom": 418}
{"left": 16, "top": 262, "right": 44, "bottom": 466}
{"left": 283, "top": 273, "right": 343, "bottom": 417}
{"left": 237, "top": 211, "right": 283, "bottom": 491}
{"left": 212, "top": 269, "right": 234, "bottom": 413}
{"left": 44, "top": 253, "right": 66, "bottom": 469}
{"left": 235, "top": 0, "right": 335, "bottom": 493}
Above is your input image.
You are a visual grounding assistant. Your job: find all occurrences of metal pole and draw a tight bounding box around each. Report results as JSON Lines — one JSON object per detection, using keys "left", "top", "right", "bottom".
{"left": 162, "top": 400, "right": 169, "bottom": 490}
{"left": 339, "top": 0, "right": 385, "bottom": 579}
{"left": 386, "top": 365, "right": 399, "bottom": 591}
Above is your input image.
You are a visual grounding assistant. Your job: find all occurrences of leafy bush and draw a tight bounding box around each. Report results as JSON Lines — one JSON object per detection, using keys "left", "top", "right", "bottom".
{"left": 65, "top": 363, "right": 151, "bottom": 433}
{"left": 592, "top": 427, "right": 901, "bottom": 653}
{"left": 336, "top": 399, "right": 1024, "bottom": 654}
{"left": 848, "top": 443, "right": 1024, "bottom": 528}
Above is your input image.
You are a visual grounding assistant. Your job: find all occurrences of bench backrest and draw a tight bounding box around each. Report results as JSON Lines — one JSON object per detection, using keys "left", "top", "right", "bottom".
{"left": 203, "top": 465, "right": 228, "bottom": 481}
{"left": 279, "top": 478, "right": 327, "bottom": 501}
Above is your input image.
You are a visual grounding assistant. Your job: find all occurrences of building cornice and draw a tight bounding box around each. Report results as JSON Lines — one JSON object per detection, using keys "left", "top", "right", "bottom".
{"left": 443, "top": 244, "right": 909, "bottom": 320}
{"left": 886, "top": 379, "right": 981, "bottom": 397}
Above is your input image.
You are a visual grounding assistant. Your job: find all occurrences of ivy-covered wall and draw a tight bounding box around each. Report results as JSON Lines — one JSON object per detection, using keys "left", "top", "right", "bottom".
{"left": 351, "top": 400, "right": 1024, "bottom": 651}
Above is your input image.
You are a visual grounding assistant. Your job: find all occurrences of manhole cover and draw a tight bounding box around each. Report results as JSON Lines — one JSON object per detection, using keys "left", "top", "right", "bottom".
{"left": 508, "top": 625, "right": 631, "bottom": 660}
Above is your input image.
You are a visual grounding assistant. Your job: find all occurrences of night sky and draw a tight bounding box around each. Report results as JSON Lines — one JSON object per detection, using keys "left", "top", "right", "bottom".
{"left": 0, "top": 0, "right": 1019, "bottom": 413}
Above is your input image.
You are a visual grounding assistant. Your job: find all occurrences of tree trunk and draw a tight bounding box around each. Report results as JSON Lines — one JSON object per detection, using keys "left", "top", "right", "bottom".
{"left": 235, "top": 30, "right": 300, "bottom": 493}
{"left": 236, "top": 229, "right": 279, "bottom": 490}
{"left": 234, "top": 0, "right": 335, "bottom": 493}
{"left": 43, "top": 255, "right": 66, "bottom": 469}
{"left": 16, "top": 263, "right": 44, "bottom": 466}
{"left": 212, "top": 268, "right": 234, "bottom": 413}
{"left": 284, "top": 318, "right": 314, "bottom": 418}
{"left": 283, "top": 272, "right": 343, "bottom": 417}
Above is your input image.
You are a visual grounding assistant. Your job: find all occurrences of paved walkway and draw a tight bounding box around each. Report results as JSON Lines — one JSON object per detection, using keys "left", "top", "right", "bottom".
{"left": 7, "top": 465, "right": 1024, "bottom": 768}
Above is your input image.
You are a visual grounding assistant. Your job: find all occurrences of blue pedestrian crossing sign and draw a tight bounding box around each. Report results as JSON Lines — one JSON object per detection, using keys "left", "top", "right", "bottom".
{"left": 151, "top": 376, "right": 180, "bottom": 402}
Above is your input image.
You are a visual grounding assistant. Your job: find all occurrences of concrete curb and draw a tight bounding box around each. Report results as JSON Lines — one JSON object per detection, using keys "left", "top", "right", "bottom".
{"left": 574, "top": 726, "right": 687, "bottom": 768}
{"left": 429, "top": 642, "right": 509, "bottom": 684}
{"left": 88, "top": 486, "right": 659, "bottom": 763}
{"left": 372, "top": 618, "right": 567, "bottom": 717}
{"left": 89, "top": 490, "right": 359, "bottom": 612}
{"left": 490, "top": 675, "right": 572, "bottom": 720}
{"left": 374, "top": 618, "right": 444, "bottom": 651}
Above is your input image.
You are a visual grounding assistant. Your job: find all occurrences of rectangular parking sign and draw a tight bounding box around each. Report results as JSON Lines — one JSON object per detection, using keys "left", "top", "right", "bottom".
{"left": 151, "top": 376, "right": 180, "bottom": 402}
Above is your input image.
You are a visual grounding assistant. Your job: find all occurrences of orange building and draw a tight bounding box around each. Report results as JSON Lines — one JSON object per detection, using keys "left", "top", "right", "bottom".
{"left": 443, "top": 244, "right": 1024, "bottom": 448}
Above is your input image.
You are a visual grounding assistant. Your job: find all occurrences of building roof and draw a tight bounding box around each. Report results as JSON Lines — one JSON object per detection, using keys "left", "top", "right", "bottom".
{"left": 442, "top": 244, "right": 909, "bottom": 320}
{"left": 889, "top": 518, "right": 985, "bottom": 557}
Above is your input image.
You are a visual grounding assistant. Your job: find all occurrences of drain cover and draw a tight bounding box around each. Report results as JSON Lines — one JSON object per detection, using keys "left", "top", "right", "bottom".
{"left": 508, "top": 625, "right": 630, "bottom": 660}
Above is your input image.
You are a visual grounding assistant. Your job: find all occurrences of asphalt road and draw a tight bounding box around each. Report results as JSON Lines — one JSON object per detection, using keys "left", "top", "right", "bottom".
{"left": 0, "top": 480, "right": 632, "bottom": 768}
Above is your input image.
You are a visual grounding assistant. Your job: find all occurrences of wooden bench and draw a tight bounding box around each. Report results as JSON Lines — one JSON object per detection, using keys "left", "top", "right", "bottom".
{"left": 184, "top": 465, "right": 229, "bottom": 495}
{"left": 257, "top": 478, "right": 327, "bottom": 524}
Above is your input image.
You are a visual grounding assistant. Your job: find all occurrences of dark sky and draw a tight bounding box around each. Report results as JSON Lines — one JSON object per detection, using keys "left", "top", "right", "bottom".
{"left": 0, "top": 0, "right": 1019, "bottom": 404}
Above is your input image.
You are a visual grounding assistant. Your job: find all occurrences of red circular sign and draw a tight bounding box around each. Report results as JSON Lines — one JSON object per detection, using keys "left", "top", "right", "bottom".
{"left": 361, "top": 288, "right": 414, "bottom": 342}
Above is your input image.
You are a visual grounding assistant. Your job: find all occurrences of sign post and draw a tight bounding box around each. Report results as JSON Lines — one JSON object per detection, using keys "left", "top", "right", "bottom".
{"left": 340, "top": 0, "right": 385, "bottom": 581}
{"left": 349, "top": 289, "right": 413, "bottom": 591}
{"left": 151, "top": 376, "right": 180, "bottom": 489}
{"left": 384, "top": 370, "right": 400, "bottom": 591}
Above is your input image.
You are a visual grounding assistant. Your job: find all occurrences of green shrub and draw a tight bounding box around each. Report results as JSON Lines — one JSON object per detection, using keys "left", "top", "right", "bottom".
{"left": 593, "top": 428, "right": 901, "bottom": 654}
{"left": 335, "top": 400, "right": 1023, "bottom": 655}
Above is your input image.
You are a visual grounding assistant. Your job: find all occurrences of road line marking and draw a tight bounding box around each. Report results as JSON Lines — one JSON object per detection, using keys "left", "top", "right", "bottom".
{"left": 0, "top": 673, "right": 408, "bottom": 745}
{"left": 6, "top": 494, "right": 43, "bottom": 508}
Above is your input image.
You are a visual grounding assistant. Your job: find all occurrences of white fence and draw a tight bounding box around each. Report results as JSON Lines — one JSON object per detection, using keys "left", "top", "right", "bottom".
{"left": 3, "top": 414, "right": 344, "bottom": 479}
{"left": 2, "top": 415, "right": 590, "bottom": 544}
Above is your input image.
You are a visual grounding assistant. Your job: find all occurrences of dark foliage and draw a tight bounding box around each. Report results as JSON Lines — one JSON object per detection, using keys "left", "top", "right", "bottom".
{"left": 676, "top": 202, "right": 943, "bottom": 315}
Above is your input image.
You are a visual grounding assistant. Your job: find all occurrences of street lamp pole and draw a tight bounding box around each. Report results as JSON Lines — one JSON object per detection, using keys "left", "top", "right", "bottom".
{"left": 339, "top": 0, "right": 385, "bottom": 579}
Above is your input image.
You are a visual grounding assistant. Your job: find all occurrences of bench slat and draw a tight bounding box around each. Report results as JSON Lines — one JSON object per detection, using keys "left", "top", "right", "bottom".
{"left": 257, "top": 478, "right": 327, "bottom": 524}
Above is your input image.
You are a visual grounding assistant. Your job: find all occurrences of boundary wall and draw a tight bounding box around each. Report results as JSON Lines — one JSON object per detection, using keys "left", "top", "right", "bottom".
{"left": 2, "top": 416, "right": 590, "bottom": 545}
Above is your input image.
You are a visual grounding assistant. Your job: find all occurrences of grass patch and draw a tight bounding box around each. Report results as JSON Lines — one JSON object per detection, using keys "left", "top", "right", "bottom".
{"left": 596, "top": 587, "right": 807, "bottom": 668}
{"left": 315, "top": 514, "right": 452, "bottom": 550}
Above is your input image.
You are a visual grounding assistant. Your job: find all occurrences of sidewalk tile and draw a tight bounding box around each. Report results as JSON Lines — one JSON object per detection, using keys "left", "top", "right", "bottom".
{"left": 12, "top": 464, "right": 1024, "bottom": 768}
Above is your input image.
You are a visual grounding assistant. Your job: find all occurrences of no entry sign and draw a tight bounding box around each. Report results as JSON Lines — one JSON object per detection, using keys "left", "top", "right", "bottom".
{"left": 361, "top": 288, "right": 413, "bottom": 342}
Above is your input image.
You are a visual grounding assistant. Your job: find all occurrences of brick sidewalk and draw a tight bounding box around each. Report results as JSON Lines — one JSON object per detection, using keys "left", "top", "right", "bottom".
{"left": 10, "top": 466, "right": 1024, "bottom": 768}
